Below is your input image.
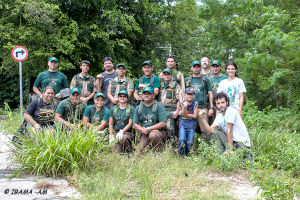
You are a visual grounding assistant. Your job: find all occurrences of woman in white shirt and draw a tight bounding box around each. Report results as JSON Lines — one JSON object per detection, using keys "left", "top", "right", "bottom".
{"left": 217, "top": 61, "right": 246, "bottom": 116}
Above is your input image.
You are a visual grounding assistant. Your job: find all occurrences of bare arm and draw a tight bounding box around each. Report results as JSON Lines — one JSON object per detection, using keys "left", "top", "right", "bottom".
{"left": 199, "top": 109, "right": 217, "bottom": 134}
{"left": 208, "top": 91, "right": 214, "bottom": 117}
{"left": 24, "top": 113, "right": 41, "bottom": 129}
{"left": 154, "top": 88, "right": 159, "bottom": 97}
{"left": 134, "top": 90, "right": 143, "bottom": 101}
{"left": 82, "top": 116, "right": 92, "bottom": 128}
{"left": 123, "top": 119, "right": 133, "bottom": 132}
{"left": 33, "top": 87, "right": 42, "bottom": 97}
{"left": 109, "top": 117, "right": 114, "bottom": 135}
{"left": 55, "top": 113, "right": 74, "bottom": 129}
{"left": 226, "top": 123, "right": 234, "bottom": 149}
{"left": 96, "top": 120, "right": 108, "bottom": 131}
{"left": 239, "top": 93, "right": 244, "bottom": 116}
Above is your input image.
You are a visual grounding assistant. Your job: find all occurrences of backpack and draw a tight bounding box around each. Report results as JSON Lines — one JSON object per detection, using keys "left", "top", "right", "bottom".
{"left": 90, "top": 105, "right": 105, "bottom": 124}
{"left": 138, "top": 100, "right": 158, "bottom": 123}
{"left": 139, "top": 74, "right": 155, "bottom": 93}
{"left": 112, "top": 104, "right": 131, "bottom": 119}
{"left": 110, "top": 77, "right": 130, "bottom": 97}
{"left": 185, "top": 75, "right": 208, "bottom": 105}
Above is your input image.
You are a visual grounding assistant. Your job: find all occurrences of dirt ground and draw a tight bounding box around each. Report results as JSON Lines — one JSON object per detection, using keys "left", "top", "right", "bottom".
{"left": 0, "top": 131, "right": 81, "bottom": 200}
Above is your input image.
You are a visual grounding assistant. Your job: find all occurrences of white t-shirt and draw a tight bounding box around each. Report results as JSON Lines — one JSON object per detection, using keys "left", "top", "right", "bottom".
{"left": 217, "top": 77, "right": 246, "bottom": 111}
{"left": 213, "top": 107, "right": 251, "bottom": 147}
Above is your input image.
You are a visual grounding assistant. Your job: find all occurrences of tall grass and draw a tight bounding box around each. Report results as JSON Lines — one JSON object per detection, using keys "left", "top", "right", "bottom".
{"left": 11, "top": 126, "right": 110, "bottom": 176}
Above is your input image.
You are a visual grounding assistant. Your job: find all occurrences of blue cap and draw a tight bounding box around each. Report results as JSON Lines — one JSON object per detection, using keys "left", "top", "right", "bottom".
{"left": 49, "top": 57, "right": 59, "bottom": 62}
{"left": 185, "top": 87, "right": 195, "bottom": 95}
{"left": 70, "top": 87, "right": 81, "bottom": 95}
{"left": 94, "top": 92, "right": 106, "bottom": 99}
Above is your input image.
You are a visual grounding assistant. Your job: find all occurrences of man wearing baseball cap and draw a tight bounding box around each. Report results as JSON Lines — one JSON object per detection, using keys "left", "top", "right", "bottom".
{"left": 107, "top": 63, "right": 134, "bottom": 107}
{"left": 133, "top": 86, "right": 167, "bottom": 153}
{"left": 70, "top": 60, "right": 96, "bottom": 105}
{"left": 159, "top": 68, "right": 181, "bottom": 142}
{"left": 55, "top": 87, "right": 87, "bottom": 129}
{"left": 185, "top": 60, "right": 214, "bottom": 142}
{"left": 159, "top": 56, "right": 185, "bottom": 94}
{"left": 210, "top": 60, "right": 227, "bottom": 94}
{"left": 109, "top": 90, "right": 135, "bottom": 153}
{"left": 33, "top": 57, "right": 69, "bottom": 97}
{"left": 133, "top": 61, "right": 160, "bottom": 102}
{"left": 82, "top": 92, "right": 110, "bottom": 134}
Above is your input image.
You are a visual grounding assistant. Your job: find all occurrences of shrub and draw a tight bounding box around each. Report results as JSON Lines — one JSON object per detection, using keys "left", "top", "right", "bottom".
{"left": 11, "top": 126, "right": 110, "bottom": 176}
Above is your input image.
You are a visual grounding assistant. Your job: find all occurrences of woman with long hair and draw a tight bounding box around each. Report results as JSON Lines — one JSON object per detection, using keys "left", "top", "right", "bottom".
{"left": 217, "top": 61, "right": 246, "bottom": 116}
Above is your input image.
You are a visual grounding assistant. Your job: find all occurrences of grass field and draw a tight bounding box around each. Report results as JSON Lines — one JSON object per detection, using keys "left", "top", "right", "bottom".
{"left": 1, "top": 101, "right": 299, "bottom": 199}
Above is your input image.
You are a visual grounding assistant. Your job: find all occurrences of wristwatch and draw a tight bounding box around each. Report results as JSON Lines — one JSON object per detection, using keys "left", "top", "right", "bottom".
{"left": 146, "top": 127, "right": 151, "bottom": 133}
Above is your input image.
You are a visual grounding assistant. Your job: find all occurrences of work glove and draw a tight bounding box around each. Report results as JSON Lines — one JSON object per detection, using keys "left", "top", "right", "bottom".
{"left": 116, "top": 130, "right": 124, "bottom": 142}
{"left": 109, "top": 135, "right": 116, "bottom": 144}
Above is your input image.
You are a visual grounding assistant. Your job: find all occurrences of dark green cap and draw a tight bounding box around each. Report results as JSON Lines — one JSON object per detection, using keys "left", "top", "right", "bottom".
{"left": 94, "top": 92, "right": 106, "bottom": 99}
{"left": 70, "top": 87, "right": 81, "bottom": 95}
{"left": 118, "top": 90, "right": 128, "bottom": 96}
{"left": 142, "top": 61, "right": 152, "bottom": 67}
{"left": 142, "top": 86, "right": 154, "bottom": 94}
{"left": 211, "top": 60, "right": 221, "bottom": 66}
{"left": 49, "top": 57, "right": 59, "bottom": 62}
{"left": 163, "top": 68, "right": 172, "bottom": 74}
{"left": 116, "top": 63, "right": 126, "bottom": 68}
{"left": 192, "top": 60, "right": 201, "bottom": 66}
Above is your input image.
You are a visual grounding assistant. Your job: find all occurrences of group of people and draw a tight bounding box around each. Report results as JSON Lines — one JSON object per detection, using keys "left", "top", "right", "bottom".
{"left": 24, "top": 55, "right": 251, "bottom": 156}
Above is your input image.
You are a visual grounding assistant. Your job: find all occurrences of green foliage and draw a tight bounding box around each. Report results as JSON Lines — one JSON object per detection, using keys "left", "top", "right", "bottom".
{"left": 251, "top": 164, "right": 295, "bottom": 200}
{"left": 11, "top": 127, "right": 110, "bottom": 176}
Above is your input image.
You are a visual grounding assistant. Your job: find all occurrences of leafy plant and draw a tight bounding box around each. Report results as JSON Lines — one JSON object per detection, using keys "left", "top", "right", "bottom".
{"left": 11, "top": 126, "right": 110, "bottom": 176}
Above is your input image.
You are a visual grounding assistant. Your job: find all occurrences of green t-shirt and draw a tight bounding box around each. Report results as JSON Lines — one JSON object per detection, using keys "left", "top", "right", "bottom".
{"left": 133, "top": 102, "right": 166, "bottom": 127}
{"left": 135, "top": 74, "right": 161, "bottom": 91}
{"left": 34, "top": 70, "right": 69, "bottom": 94}
{"left": 109, "top": 105, "right": 134, "bottom": 130}
{"left": 211, "top": 74, "right": 228, "bottom": 94}
{"left": 83, "top": 105, "right": 110, "bottom": 125}
{"left": 55, "top": 98, "right": 87, "bottom": 124}
{"left": 185, "top": 76, "right": 212, "bottom": 106}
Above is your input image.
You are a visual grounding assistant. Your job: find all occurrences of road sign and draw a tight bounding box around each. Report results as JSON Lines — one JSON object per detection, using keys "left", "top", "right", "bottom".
{"left": 11, "top": 46, "right": 28, "bottom": 62}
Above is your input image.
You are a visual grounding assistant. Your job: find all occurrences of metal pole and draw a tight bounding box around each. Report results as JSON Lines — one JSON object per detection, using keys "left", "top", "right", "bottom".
{"left": 19, "top": 61, "right": 23, "bottom": 123}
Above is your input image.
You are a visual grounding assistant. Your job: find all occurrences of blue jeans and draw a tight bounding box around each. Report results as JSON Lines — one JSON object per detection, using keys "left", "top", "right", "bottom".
{"left": 178, "top": 127, "right": 195, "bottom": 156}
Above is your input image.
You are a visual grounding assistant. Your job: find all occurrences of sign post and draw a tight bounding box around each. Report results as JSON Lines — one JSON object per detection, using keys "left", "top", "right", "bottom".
{"left": 11, "top": 46, "right": 28, "bottom": 123}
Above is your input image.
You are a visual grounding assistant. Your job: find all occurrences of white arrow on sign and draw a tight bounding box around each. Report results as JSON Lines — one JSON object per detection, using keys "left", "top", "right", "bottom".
{"left": 11, "top": 46, "right": 28, "bottom": 62}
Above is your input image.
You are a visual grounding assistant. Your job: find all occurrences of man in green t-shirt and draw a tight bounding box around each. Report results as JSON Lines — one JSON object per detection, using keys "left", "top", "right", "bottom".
{"left": 70, "top": 60, "right": 96, "bottom": 105}
{"left": 82, "top": 92, "right": 110, "bottom": 132}
{"left": 109, "top": 90, "right": 135, "bottom": 153}
{"left": 134, "top": 61, "right": 160, "bottom": 102}
{"left": 33, "top": 57, "right": 69, "bottom": 96}
{"left": 55, "top": 87, "right": 87, "bottom": 129}
{"left": 185, "top": 60, "right": 214, "bottom": 141}
{"left": 210, "top": 60, "right": 228, "bottom": 94}
{"left": 133, "top": 87, "right": 167, "bottom": 153}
